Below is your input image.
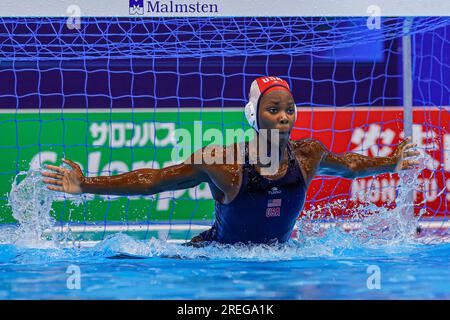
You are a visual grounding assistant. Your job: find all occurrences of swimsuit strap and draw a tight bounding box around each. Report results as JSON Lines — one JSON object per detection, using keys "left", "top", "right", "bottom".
{"left": 287, "top": 141, "right": 296, "bottom": 164}
{"left": 287, "top": 141, "right": 306, "bottom": 185}
{"left": 243, "top": 141, "right": 252, "bottom": 168}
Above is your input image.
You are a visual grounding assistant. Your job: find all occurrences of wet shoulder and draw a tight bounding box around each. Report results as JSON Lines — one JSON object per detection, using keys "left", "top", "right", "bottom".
{"left": 290, "top": 138, "right": 328, "bottom": 185}
{"left": 202, "top": 143, "right": 244, "bottom": 203}
{"left": 291, "top": 138, "right": 328, "bottom": 157}
{"left": 196, "top": 143, "right": 243, "bottom": 181}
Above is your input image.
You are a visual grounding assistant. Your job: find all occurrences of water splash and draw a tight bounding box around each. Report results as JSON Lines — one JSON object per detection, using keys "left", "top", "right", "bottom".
{"left": 6, "top": 167, "right": 83, "bottom": 248}
{"left": 297, "top": 152, "right": 431, "bottom": 250}
{"left": 92, "top": 233, "right": 360, "bottom": 261}
{"left": 6, "top": 169, "right": 57, "bottom": 248}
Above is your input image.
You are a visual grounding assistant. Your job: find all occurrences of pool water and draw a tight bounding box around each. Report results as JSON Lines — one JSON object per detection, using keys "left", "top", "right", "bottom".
{"left": 2, "top": 162, "right": 450, "bottom": 299}
{"left": 0, "top": 233, "right": 449, "bottom": 299}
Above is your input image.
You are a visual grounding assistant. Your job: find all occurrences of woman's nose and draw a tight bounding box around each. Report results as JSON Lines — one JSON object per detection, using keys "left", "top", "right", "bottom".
{"left": 279, "top": 113, "right": 289, "bottom": 124}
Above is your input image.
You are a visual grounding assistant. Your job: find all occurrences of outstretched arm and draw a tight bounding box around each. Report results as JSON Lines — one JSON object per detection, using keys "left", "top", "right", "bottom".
{"left": 317, "top": 137, "right": 420, "bottom": 179}
{"left": 41, "top": 158, "right": 209, "bottom": 196}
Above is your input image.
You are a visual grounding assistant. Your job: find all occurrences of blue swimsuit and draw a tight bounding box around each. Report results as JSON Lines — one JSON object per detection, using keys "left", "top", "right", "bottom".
{"left": 197, "top": 142, "right": 307, "bottom": 244}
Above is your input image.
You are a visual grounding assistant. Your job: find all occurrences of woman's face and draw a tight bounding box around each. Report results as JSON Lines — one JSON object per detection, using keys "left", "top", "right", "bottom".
{"left": 257, "top": 89, "right": 296, "bottom": 138}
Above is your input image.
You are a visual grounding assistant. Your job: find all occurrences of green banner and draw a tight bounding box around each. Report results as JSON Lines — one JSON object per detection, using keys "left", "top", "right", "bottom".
{"left": 0, "top": 109, "right": 253, "bottom": 224}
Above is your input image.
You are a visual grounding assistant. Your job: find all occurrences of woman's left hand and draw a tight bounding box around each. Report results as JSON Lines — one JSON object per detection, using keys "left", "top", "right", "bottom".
{"left": 394, "top": 137, "right": 421, "bottom": 171}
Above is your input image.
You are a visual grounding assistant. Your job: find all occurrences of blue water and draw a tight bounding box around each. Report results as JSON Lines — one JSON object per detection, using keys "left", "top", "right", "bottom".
{"left": 2, "top": 163, "right": 450, "bottom": 299}
{"left": 0, "top": 232, "right": 449, "bottom": 299}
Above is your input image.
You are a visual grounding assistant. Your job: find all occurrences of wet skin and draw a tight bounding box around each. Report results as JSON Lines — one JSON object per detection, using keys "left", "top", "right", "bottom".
{"left": 42, "top": 90, "right": 420, "bottom": 241}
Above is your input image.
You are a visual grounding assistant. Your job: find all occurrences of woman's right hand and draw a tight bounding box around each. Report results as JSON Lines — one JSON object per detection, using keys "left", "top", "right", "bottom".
{"left": 41, "top": 159, "right": 85, "bottom": 195}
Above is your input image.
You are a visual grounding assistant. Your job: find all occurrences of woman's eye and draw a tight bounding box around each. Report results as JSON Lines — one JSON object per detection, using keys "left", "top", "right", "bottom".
{"left": 287, "top": 108, "right": 295, "bottom": 114}
{"left": 268, "top": 108, "right": 277, "bottom": 114}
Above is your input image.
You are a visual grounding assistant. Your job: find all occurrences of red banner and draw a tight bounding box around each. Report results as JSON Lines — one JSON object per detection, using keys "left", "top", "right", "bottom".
{"left": 291, "top": 107, "right": 450, "bottom": 217}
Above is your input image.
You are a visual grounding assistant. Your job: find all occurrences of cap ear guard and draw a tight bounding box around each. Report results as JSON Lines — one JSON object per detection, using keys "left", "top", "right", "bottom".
{"left": 244, "top": 100, "right": 258, "bottom": 132}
